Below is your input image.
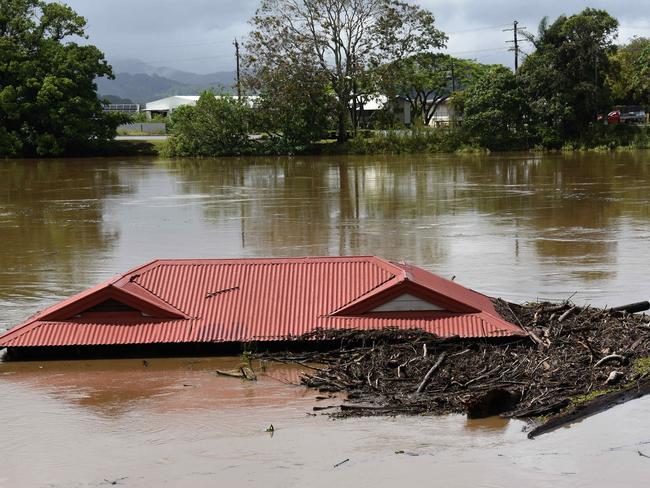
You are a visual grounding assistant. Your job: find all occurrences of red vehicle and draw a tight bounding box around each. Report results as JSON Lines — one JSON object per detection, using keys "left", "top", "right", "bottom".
{"left": 607, "top": 110, "right": 621, "bottom": 125}
{"left": 601, "top": 106, "right": 646, "bottom": 125}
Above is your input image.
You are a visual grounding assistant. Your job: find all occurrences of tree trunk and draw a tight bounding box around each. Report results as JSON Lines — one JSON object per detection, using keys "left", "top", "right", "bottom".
{"left": 337, "top": 110, "right": 347, "bottom": 143}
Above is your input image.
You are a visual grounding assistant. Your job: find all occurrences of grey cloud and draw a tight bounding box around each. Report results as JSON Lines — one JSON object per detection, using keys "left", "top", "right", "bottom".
{"left": 63, "top": 0, "right": 650, "bottom": 73}
{"left": 424, "top": 0, "right": 650, "bottom": 28}
{"left": 64, "top": 0, "right": 258, "bottom": 72}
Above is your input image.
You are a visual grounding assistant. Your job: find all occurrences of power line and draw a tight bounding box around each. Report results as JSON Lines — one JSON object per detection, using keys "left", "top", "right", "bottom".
{"left": 446, "top": 24, "right": 512, "bottom": 36}
{"left": 137, "top": 45, "right": 511, "bottom": 68}
{"left": 445, "top": 46, "right": 510, "bottom": 55}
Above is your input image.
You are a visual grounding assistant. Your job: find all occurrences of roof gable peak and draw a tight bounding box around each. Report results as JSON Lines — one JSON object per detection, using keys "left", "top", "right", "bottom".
{"left": 39, "top": 282, "right": 188, "bottom": 322}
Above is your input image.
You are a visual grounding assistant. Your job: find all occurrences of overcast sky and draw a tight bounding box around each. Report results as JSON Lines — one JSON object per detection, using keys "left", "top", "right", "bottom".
{"left": 63, "top": 0, "right": 650, "bottom": 74}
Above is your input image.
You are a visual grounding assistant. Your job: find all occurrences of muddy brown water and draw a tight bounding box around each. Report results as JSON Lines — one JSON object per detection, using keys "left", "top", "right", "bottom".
{"left": 1, "top": 152, "right": 650, "bottom": 486}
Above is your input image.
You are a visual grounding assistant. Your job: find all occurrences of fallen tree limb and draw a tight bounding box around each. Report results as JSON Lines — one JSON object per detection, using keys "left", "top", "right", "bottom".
{"left": 415, "top": 351, "right": 447, "bottom": 395}
{"left": 215, "top": 369, "right": 244, "bottom": 378}
{"left": 505, "top": 302, "right": 547, "bottom": 348}
{"left": 611, "top": 301, "right": 650, "bottom": 314}
{"left": 340, "top": 403, "right": 390, "bottom": 412}
{"left": 528, "top": 378, "right": 650, "bottom": 439}
{"left": 507, "top": 399, "right": 570, "bottom": 418}
{"left": 594, "top": 354, "right": 625, "bottom": 368}
{"left": 558, "top": 306, "right": 576, "bottom": 322}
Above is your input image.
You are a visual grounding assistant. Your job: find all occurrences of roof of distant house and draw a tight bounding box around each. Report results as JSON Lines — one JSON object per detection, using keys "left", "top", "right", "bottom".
{"left": 144, "top": 94, "right": 258, "bottom": 112}
{"left": 0, "top": 256, "right": 524, "bottom": 349}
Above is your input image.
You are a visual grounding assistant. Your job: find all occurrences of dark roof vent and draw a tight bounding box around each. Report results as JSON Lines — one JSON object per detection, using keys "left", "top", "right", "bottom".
{"left": 84, "top": 298, "right": 140, "bottom": 313}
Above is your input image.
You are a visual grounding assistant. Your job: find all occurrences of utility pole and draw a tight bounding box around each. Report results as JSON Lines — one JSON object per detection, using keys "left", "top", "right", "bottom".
{"left": 504, "top": 20, "right": 526, "bottom": 71}
{"left": 234, "top": 38, "right": 242, "bottom": 99}
{"left": 450, "top": 58, "right": 456, "bottom": 93}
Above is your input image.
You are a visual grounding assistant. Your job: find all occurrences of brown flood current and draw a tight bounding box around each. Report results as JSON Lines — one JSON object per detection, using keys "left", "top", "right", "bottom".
{"left": 1, "top": 152, "right": 650, "bottom": 486}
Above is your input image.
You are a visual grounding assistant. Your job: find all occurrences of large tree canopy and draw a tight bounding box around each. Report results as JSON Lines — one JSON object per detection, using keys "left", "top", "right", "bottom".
{"left": 245, "top": 0, "right": 446, "bottom": 142}
{"left": 463, "top": 66, "right": 531, "bottom": 151}
{"left": 250, "top": 58, "right": 335, "bottom": 152}
{"left": 608, "top": 37, "right": 650, "bottom": 107}
{"left": 0, "top": 0, "right": 121, "bottom": 156}
{"left": 519, "top": 8, "right": 619, "bottom": 140}
{"left": 377, "top": 53, "right": 489, "bottom": 126}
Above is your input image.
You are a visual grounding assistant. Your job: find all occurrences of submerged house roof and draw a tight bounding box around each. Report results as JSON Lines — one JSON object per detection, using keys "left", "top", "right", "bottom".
{"left": 0, "top": 257, "right": 524, "bottom": 349}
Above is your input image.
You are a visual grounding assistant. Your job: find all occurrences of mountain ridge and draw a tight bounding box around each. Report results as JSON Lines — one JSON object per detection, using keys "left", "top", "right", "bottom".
{"left": 98, "top": 58, "right": 236, "bottom": 104}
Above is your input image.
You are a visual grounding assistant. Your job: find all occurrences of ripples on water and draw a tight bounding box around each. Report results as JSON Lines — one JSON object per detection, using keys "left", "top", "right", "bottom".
{"left": 1, "top": 152, "right": 649, "bottom": 486}
{"left": 2, "top": 153, "right": 650, "bottom": 328}
{"left": 1, "top": 358, "right": 650, "bottom": 487}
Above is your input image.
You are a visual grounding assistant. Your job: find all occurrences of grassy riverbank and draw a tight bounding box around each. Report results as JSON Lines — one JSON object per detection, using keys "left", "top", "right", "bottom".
{"left": 329, "top": 125, "right": 650, "bottom": 155}
{"left": 98, "top": 125, "right": 650, "bottom": 159}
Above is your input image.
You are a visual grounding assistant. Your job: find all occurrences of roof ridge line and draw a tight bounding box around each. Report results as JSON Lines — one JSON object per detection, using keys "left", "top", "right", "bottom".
{"left": 326, "top": 261, "right": 398, "bottom": 316}
{"left": 376, "top": 258, "right": 411, "bottom": 281}
{"left": 125, "top": 280, "right": 193, "bottom": 318}
{"left": 114, "top": 259, "right": 161, "bottom": 284}
{"left": 150, "top": 256, "right": 381, "bottom": 264}
{"left": 477, "top": 310, "right": 527, "bottom": 334}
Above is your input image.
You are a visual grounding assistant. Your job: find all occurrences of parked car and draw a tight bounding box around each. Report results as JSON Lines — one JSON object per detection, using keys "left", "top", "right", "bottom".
{"left": 620, "top": 106, "right": 646, "bottom": 124}
{"left": 606, "top": 110, "right": 620, "bottom": 125}
{"left": 605, "top": 105, "right": 647, "bottom": 125}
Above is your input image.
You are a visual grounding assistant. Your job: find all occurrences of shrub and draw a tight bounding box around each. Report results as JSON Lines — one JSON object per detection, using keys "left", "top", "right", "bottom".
{"left": 165, "top": 92, "right": 254, "bottom": 157}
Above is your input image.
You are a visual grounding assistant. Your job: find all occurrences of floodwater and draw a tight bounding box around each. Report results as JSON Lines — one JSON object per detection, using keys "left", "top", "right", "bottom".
{"left": 1, "top": 152, "right": 650, "bottom": 486}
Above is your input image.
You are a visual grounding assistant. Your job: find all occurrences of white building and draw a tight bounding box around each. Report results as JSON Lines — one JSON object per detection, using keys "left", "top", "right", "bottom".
{"left": 357, "top": 95, "right": 456, "bottom": 127}
{"left": 144, "top": 95, "right": 259, "bottom": 118}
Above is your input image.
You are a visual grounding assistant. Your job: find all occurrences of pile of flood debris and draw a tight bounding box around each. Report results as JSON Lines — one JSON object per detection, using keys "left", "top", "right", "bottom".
{"left": 261, "top": 299, "right": 650, "bottom": 437}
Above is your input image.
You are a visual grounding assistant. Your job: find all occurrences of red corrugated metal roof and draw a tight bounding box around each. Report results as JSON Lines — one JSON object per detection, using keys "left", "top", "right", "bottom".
{"left": 0, "top": 256, "right": 524, "bottom": 348}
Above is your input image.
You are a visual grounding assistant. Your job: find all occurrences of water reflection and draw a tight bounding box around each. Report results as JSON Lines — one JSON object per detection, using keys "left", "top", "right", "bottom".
{"left": 0, "top": 159, "right": 136, "bottom": 326}
{"left": 3, "top": 355, "right": 650, "bottom": 487}
{"left": 162, "top": 152, "right": 650, "bottom": 303}
{"left": 1, "top": 152, "right": 649, "bottom": 329}
{"left": 0, "top": 357, "right": 310, "bottom": 418}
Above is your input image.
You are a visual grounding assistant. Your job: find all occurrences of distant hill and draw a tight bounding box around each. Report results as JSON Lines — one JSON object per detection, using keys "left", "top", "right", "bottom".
{"left": 97, "top": 58, "right": 236, "bottom": 104}
{"left": 103, "top": 94, "right": 134, "bottom": 104}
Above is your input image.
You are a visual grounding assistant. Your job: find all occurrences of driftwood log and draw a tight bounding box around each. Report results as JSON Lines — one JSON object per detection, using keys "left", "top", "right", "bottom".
{"left": 528, "top": 378, "right": 650, "bottom": 438}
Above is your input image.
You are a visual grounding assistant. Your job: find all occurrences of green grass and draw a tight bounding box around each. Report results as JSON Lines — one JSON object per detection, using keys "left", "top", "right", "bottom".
{"left": 634, "top": 357, "right": 650, "bottom": 375}
{"left": 569, "top": 388, "right": 614, "bottom": 407}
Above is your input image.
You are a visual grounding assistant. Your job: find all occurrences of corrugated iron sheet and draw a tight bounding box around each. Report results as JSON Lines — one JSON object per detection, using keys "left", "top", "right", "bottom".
{"left": 0, "top": 256, "right": 524, "bottom": 348}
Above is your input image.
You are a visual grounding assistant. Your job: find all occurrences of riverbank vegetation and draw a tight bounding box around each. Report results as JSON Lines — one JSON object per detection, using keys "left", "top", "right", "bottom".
{"left": 0, "top": 0, "right": 125, "bottom": 157}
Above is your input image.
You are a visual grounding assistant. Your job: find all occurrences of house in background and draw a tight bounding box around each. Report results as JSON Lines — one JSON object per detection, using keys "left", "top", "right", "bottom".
{"left": 144, "top": 95, "right": 258, "bottom": 118}
{"left": 356, "top": 95, "right": 458, "bottom": 128}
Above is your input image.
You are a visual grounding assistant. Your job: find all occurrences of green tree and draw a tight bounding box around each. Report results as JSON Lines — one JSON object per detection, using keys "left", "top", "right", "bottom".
{"left": 245, "top": 0, "right": 446, "bottom": 143}
{"left": 165, "top": 92, "right": 253, "bottom": 157}
{"left": 608, "top": 37, "right": 650, "bottom": 107}
{"left": 377, "top": 53, "right": 489, "bottom": 126}
{"left": 0, "top": 0, "right": 123, "bottom": 157}
{"left": 247, "top": 57, "right": 334, "bottom": 152}
{"left": 520, "top": 9, "right": 619, "bottom": 141}
{"left": 463, "top": 66, "right": 531, "bottom": 150}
